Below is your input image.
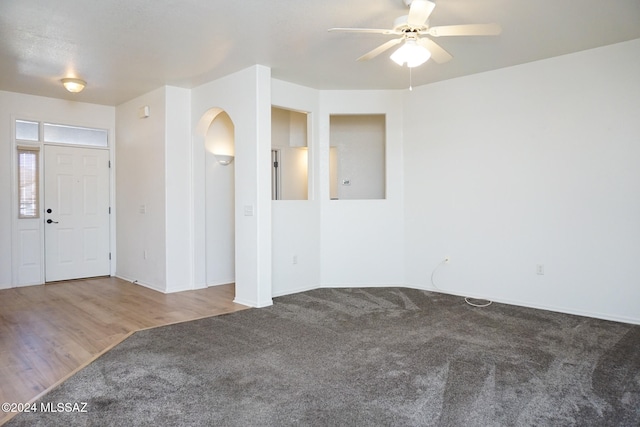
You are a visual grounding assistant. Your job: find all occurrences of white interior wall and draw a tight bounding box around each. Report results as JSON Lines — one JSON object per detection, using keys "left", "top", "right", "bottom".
{"left": 204, "top": 112, "right": 235, "bottom": 156}
{"left": 192, "top": 65, "right": 273, "bottom": 308}
{"left": 164, "top": 86, "right": 193, "bottom": 292}
{"left": 284, "top": 110, "right": 309, "bottom": 200}
{"left": 115, "top": 87, "right": 168, "bottom": 291}
{"left": 271, "top": 107, "right": 290, "bottom": 145}
{"left": 204, "top": 113, "right": 235, "bottom": 286}
{"left": 0, "top": 90, "right": 115, "bottom": 289}
{"left": 329, "top": 147, "right": 338, "bottom": 199}
{"left": 271, "top": 79, "right": 321, "bottom": 296}
{"left": 280, "top": 148, "right": 308, "bottom": 200}
{"left": 319, "top": 90, "right": 405, "bottom": 286}
{"left": 289, "top": 109, "right": 307, "bottom": 148}
{"left": 205, "top": 153, "right": 235, "bottom": 286}
{"left": 3, "top": 41, "right": 637, "bottom": 326}
{"left": 403, "top": 39, "right": 640, "bottom": 324}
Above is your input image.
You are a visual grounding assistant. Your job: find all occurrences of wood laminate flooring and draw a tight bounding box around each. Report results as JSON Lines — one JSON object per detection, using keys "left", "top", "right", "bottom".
{"left": 0, "top": 277, "right": 247, "bottom": 425}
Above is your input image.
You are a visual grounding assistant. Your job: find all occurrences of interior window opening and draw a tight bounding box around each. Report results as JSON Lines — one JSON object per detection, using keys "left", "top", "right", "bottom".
{"left": 271, "top": 106, "right": 309, "bottom": 200}
{"left": 329, "top": 114, "right": 386, "bottom": 200}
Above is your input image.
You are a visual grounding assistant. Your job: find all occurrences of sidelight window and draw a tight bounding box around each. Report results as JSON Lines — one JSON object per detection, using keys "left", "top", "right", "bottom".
{"left": 17, "top": 147, "right": 40, "bottom": 218}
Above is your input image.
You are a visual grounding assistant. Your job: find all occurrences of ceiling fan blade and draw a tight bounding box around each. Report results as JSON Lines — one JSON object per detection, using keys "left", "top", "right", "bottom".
{"left": 407, "top": 0, "right": 436, "bottom": 28}
{"left": 328, "top": 27, "right": 398, "bottom": 35}
{"left": 357, "top": 38, "right": 403, "bottom": 61}
{"left": 417, "top": 38, "right": 452, "bottom": 64}
{"left": 428, "top": 23, "right": 502, "bottom": 37}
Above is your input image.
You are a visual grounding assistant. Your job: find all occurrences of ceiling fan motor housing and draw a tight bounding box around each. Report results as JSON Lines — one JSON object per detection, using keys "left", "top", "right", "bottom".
{"left": 403, "top": 0, "right": 433, "bottom": 8}
{"left": 393, "top": 15, "right": 427, "bottom": 32}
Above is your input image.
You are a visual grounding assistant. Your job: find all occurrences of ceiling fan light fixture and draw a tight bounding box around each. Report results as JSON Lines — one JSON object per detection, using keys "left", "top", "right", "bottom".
{"left": 390, "top": 39, "right": 431, "bottom": 67}
{"left": 61, "top": 78, "right": 86, "bottom": 93}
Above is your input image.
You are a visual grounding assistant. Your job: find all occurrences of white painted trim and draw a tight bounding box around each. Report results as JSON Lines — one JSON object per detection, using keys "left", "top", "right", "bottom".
{"left": 270, "top": 281, "right": 640, "bottom": 325}
{"left": 272, "top": 283, "right": 318, "bottom": 298}
{"left": 234, "top": 296, "right": 273, "bottom": 308}
{"left": 10, "top": 114, "right": 18, "bottom": 287}
{"left": 9, "top": 114, "right": 115, "bottom": 287}
{"left": 206, "top": 280, "right": 235, "bottom": 288}
{"left": 115, "top": 274, "right": 164, "bottom": 293}
{"left": 207, "top": 282, "right": 234, "bottom": 289}
{"left": 10, "top": 114, "right": 45, "bottom": 287}
{"left": 407, "top": 283, "right": 640, "bottom": 326}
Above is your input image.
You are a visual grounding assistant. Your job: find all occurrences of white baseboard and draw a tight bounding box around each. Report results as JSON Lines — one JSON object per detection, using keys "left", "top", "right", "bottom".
{"left": 272, "top": 283, "right": 318, "bottom": 298}
{"left": 115, "top": 274, "right": 164, "bottom": 293}
{"left": 408, "top": 283, "right": 640, "bottom": 326}
{"left": 207, "top": 280, "right": 235, "bottom": 288}
{"left": 115, "top": 277, "right": 639, "bottom": 325}
{"left": 233, "top": 296, "right": 273, "bottom": 308}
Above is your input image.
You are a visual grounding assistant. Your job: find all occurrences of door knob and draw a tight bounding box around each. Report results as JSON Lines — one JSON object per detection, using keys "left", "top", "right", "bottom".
{"left": 46, "top": 208, "right": 52, "bottom": 213}
{"left": 46, "top": 219, "right": 59, "bottom": 224}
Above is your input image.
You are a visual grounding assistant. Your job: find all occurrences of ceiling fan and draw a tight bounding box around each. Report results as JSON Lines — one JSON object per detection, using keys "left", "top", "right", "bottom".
{"left": 328, "top": 0, "right": 501, "bottom": 67}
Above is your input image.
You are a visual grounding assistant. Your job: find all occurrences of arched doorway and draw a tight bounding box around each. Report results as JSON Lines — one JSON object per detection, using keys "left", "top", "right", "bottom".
{"left": 197, "top": 108, "right": 236, "bottom": 287}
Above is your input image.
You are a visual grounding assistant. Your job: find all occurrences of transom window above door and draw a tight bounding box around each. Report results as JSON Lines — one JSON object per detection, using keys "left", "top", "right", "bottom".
{"left": 15, "top": 119, "right": 109, "bottom": 147}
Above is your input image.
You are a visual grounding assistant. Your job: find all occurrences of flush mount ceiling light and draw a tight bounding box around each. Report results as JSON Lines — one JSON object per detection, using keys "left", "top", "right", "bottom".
{"left": 390, "top": 38, "right": 431, "bottom": 67}
{"left": 61, "top": 78, "right": 86, "bottom": 93}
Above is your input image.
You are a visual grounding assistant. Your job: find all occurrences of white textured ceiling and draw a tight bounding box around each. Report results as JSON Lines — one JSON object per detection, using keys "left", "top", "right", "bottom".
{"left": 1, "top": 0, "right": 639, "bottom": 106}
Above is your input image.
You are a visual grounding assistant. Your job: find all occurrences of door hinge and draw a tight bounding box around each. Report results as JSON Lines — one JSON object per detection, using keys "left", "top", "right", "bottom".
{"left": 273, "top": 161, "right": 279, "bottom": 168}
{"left": 109, "top": 252, "right": 111, "bottom": 260}
{"left": 108, "top": 160, "right": 111, "bottom": 168}
{"left": 108, "top": 207, "right": 111, "bottom": 214}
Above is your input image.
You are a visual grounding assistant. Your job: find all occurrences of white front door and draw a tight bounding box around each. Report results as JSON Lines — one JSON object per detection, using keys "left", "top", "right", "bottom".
{"left": 44, "top": 145, "right": 110, "bottom": 282}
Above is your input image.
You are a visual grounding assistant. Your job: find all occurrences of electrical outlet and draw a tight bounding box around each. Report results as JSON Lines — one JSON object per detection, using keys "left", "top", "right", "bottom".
{"left": 536, "top": 264, "right": 544, "bottom": 275}
{"left": 292, "top": 255, "right": 298, "bottom": 265}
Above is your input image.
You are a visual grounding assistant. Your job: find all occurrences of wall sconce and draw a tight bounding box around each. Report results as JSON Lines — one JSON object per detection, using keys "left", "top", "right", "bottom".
{"left": 61, "top": 78, "right": 86, "bottom": 93}
{"left": 214, "top": 154, "right": 234, "bottom": 166}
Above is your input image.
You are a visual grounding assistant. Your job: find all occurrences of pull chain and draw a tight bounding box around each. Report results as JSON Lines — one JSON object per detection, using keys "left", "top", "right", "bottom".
{"left": 409, "top": 66, "right": 413, "bottom": 91}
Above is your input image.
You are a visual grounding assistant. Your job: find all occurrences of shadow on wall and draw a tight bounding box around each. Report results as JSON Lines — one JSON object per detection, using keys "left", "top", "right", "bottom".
{"left": 203, "top": 109, "right": 235, "bottom": 164}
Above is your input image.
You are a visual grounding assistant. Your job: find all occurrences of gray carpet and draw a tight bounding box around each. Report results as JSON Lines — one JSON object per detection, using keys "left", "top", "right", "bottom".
{"left": 7, "top": 287, "right": 640, "bottom": 426}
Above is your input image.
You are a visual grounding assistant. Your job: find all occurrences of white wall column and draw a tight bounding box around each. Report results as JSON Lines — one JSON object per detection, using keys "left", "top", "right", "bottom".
{"left": 192, "top": 65, "right": 273, "bottom": 308}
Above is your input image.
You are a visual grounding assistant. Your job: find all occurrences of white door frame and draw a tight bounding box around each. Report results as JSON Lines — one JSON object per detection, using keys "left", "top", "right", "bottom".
{"left": 10, "top": 117, "right": 115, "bottom": 287}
